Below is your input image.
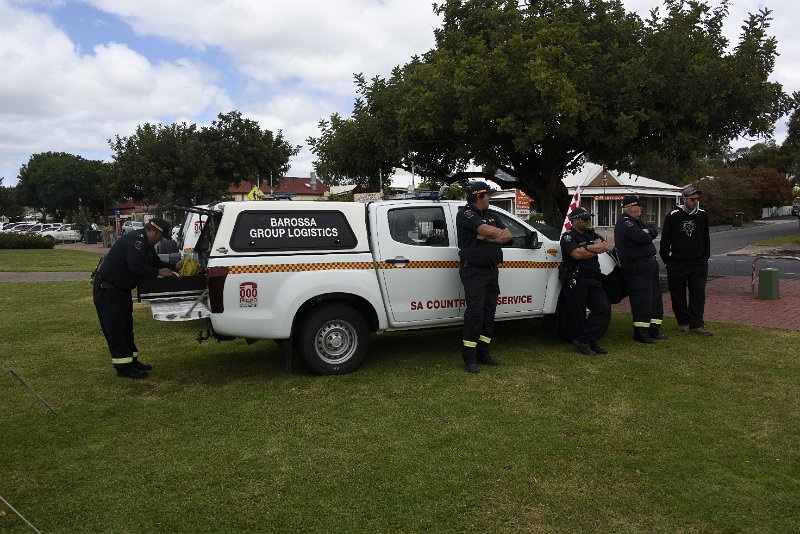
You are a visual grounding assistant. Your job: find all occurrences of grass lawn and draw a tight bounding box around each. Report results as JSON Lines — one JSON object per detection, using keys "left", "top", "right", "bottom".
{"left": 0, "top": 249, "right": 103, "bottom": 272}
{"left": 1, "top": 282, "right": 799, "bottom": 532}
{"left": 755, "top": 231, "right": 800, "bottom": 247}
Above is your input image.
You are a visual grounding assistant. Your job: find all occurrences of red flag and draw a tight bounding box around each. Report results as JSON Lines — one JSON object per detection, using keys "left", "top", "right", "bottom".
{"left": 561, "top": 187, "right": 581, "bottom": 234}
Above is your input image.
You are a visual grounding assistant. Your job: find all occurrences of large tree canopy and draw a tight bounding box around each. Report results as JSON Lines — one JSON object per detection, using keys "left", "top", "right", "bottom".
{"left": 16, "top": 152, "right": 107, "bottom": 221}
{"left": 109, "top": 111, "right": 299, "bottom": 209}
{"left": 309, "top": 0, "right": 794, "bottom": 226}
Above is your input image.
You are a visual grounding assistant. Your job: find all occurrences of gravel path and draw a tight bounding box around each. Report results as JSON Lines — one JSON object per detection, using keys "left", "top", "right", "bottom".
{"left": 0, "top": 272, "right": 91, "bottom": 282}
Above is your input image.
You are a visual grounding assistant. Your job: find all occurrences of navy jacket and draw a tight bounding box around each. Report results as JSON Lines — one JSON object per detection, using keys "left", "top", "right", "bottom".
{"left": 614, "top": 213, "right": 658, "bottom": 263}
{"left": 456, "top": 203, "right": 506, "bottom": 267}
{"left": 97, "top": 229, "right": 176, "bottom": 290}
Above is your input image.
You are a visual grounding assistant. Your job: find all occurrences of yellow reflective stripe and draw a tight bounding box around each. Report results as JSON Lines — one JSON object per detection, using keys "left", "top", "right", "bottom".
{"left": 112, "top": 357, "right": 133, "bottom": 364}
{"left": 462, "top": 340, "right": 477, "bottom": 348}
{"left": 633, "top": 322, "right": 650, "bottom": 327}
{"left": 651, "top": 319, "right": 663, "bottom": 325}
{"left": 478, "top": 335, "right": 491, "bottom": 344}
{"left": 132, "top": 351, "right": 139, "bottom": 357}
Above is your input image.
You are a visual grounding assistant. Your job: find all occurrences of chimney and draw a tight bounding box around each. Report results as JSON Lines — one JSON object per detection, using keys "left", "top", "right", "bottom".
{"left": 310, "top": 171, "right": 317, "bottom": 191}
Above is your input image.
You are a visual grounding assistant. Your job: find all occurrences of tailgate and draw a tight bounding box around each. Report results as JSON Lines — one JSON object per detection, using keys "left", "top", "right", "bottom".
{"left": 136, "top": 275, "right": 210, "bottom": 322}
{"left": 149, "top": 296, "right": 211, "bottom": 322}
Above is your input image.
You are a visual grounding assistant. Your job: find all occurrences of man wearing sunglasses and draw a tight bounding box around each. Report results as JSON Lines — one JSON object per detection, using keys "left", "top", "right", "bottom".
{"left": 559, "top": 207, "right": 611, "bottom": 355}
{"left": 659, "top": 186, "right": 713, "bottom": 336}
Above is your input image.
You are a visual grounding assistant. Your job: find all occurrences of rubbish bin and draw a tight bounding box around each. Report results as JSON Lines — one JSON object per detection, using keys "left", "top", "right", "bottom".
{"left": 85, "top": 230, "right": 99, "bottom": 244}
{"left": 732, "top": 212, "right": 744, "bottom": 227}
{"left": 758, "top": 268, "right": 779, "bottom": 300}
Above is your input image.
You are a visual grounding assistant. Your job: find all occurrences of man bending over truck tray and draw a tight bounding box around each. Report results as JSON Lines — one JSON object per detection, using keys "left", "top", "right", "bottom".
{"left": 93, "top": 218, "right": 183, "bottom": 379}
{"left": 456, "top": 181, "right": 512, "bottom": 373}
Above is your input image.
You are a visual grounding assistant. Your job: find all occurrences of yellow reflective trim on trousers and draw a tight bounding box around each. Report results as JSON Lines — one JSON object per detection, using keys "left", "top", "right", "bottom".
{"left": 650, "top": 319, "right": 663, "bottom": 325}
{"left": 112, "top": 357, "right": 133, "bottom": 364}
{"left": 462, "top": 340, "right": 477, "bottom": 348}
{"left": 478, "top": 335, "right": 491, "bottom": 344}
{"left": 633, "top": 322, "right": 650, "bottom": 327}
{"left": 133, "top": 351, "right": 139, "bottom": 357}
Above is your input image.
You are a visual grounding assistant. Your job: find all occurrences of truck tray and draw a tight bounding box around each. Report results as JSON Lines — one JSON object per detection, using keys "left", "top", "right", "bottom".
{"left": 137, "top": 275, "right": 206, "bottom": 301}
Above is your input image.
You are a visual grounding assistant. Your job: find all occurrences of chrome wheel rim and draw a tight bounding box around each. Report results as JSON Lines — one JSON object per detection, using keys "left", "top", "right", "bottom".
{"left": 314, "top": 319, "right": 357, "bottom": 364}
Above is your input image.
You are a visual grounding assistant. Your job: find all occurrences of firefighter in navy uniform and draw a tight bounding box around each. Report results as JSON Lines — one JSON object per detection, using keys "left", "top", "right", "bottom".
{"left": 559, "top": 207, "right": 612, "bottom": 355}
{"left": 93, "top": 218, "right": 183, "bottom": 378}
{"left": 614, "top": 195, "right": 666, "bottom": 343}
{"left": 456, "top": 181, "right": 512, "bottom": 373}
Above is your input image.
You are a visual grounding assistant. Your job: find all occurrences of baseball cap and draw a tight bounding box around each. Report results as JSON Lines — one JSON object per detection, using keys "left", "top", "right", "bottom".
{"left": 622, "top": 195, "right": 643, "bottom": 207}
{"left": 681, "top": 186, "right": 702, "bottom": 197}
{"left": 146, "top": 217, "right": 172, "bottom": 238}
{"left": 569, "top": 207, "right": 593, "bottom": 220}
{"left": 467, "top": 181, "right": 496, "bottom": 196}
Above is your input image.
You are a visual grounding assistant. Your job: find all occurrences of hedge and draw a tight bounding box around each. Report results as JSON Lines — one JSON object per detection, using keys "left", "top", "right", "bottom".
{"left": 0, "top": 233, "right": 55, "bottom": 249}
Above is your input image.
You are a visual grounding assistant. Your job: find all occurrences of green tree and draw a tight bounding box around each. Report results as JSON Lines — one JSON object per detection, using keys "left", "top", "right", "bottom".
{"left": 16, "top": 152, "right": 107, "bottom": 221}
{"left": 0, "top": 179, "right": 24, "bottom": 219}
{"left": 109, "top": 111, "right": 299, "bottom": 211}
{"left": 696, "top": 166, "right": 792, "bottom": 223}
{"left": 309, "top": 0, "right": 794, "bottom": 226}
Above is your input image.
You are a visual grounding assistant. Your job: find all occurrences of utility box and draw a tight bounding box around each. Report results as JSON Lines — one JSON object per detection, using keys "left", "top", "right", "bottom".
{"left": 758, "top": 268, "right": 779, "bottom": 300}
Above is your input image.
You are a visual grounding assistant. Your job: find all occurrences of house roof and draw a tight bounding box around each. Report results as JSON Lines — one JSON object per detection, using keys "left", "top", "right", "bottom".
{"left": 229, "top": 177, "right": 330, "bottom": 196}
{"left": 563, "top": 163, "right": 682, "bottom": 196}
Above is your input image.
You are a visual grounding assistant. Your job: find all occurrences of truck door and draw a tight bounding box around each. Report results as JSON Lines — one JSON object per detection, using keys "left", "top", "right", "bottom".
{"left": 491, "top": 210, "right": 559, "bottom": 316}
{"left": 374, "top": 204, "right": 464, "bottom": 325}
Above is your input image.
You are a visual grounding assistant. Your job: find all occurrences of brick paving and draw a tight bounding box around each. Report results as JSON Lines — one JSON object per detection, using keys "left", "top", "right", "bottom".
{"left": 612, "top": 275, "right": 800, "bottom": 331}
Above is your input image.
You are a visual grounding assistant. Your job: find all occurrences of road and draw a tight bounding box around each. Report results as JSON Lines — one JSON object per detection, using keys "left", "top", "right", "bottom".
{"left": 707, "top": 219, "right": 800, "bottom": 279}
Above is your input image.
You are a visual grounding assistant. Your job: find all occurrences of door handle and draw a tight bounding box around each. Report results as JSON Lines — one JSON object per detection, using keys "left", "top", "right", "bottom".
{"left": 385, "top": 257, "right": 410, "bottom": 264}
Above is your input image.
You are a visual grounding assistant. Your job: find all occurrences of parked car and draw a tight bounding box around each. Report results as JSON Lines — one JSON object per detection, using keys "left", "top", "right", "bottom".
{"left": 792, "top": 197, "right": 800, "bottom": 217}
{"left": 122, "top": 220, "right": 144, "bottom": 234}
{"left": 40, "top": 224, "right": 82, "bottom": 242}
{"left": 0, "top": 222, "right": 23, "bottom": 233}
{"left": 25, "top": 223, "right": 58, "bottom": 235}
{"left": 10, "top": 223, "right": 36, "bottom": 234}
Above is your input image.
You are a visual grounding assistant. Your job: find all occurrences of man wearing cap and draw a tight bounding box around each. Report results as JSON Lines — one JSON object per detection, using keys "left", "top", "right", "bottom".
{"left": 93, "top": 218, "right": 184, "bottom": 379}
{"left": 559, "top": 207, "right": 612, "bottom": 355}
{"left": 614, "top": 195, "right": 666, "bottom": 343}
{"left": 456, "top": 181, "right": 512, "bottom": 373}
{"left": 659, "top": 186, "right": 713, "bottom": 336}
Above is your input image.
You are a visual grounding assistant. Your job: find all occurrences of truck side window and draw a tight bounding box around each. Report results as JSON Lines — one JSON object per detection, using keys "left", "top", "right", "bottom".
{"left": 491, "top": 211, "right": 532, "bottom": 248}
{"left": 388, "top": 207, "right": 449, "bottom": 247}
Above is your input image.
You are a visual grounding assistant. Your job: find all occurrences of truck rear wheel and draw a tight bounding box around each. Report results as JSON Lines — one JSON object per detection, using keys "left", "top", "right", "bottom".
{"left": 299, "top": 304, "right": 369, "bottom": 375}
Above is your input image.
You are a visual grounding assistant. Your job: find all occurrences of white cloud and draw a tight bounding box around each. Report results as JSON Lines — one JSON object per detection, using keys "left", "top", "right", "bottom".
{"left": 0, "top": 0, "right": 230, "bottom": 181}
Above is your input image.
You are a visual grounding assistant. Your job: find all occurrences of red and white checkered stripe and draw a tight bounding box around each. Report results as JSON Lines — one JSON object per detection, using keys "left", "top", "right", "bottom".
{"left": 561, "top": 187, "right": 582, "bottom": 235}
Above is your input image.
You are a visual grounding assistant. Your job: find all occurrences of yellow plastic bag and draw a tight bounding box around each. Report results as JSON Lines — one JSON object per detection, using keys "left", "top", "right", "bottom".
{"left": 179, "top": 257, "right": 200, "bottom": 277}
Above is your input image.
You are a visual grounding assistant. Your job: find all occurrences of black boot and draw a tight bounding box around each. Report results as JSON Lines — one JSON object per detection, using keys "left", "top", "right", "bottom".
{"left": 477, "top": 352, "right": 502, "bottom": 366}
{"left": 132, "top": 357, "right": 153, "bottom": 371}
{"left": 649, "top": 326, "right": 668, "bottom": 340}
{"left": 589, "top": 341, "right": 608, "bottom": 355}
{"left": 634, "top": 327, "right": 655, "bottom": 344}
{"left": 115, "top": 363, "right": 148, "bottom": 379}
{"left": 571, "top": 339, "right": 596, "bottom": 356}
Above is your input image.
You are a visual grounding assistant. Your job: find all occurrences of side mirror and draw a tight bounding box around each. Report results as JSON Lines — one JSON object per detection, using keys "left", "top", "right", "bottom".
{"left": 526, "top": 229, "right": 542, "bottom": 249}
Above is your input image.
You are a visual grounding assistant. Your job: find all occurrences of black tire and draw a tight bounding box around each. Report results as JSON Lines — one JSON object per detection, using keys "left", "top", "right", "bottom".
{"left": 299, "top": 304, "right": 370, "bottom": 375}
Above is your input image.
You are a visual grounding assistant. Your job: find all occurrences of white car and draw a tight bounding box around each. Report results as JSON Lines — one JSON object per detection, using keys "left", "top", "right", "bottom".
{"left": 40, "top": 224, "right": 82, "bottom": 242}
{"left": 122, "top": 221, "right": 144, "bottom": 234}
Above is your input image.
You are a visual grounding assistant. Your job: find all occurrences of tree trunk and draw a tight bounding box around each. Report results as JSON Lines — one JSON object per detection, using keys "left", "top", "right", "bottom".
{"left": 517, "top": 167, "right": 570, "bottom": 229}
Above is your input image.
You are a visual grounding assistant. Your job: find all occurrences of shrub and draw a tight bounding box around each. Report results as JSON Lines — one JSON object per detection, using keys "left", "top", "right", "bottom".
{"left": 0, "top": 233, "right": 55, "bottom": 249}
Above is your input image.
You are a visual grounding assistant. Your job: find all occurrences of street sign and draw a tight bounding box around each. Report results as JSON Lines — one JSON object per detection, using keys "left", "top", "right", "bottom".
{"left": 114, "top": 209, "right": 120, "bottom": 216}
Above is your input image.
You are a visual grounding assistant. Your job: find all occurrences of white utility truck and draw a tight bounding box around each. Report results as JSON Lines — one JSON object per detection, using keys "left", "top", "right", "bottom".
{"left": 138, "top": 199, "right": 570, "bottom": 374}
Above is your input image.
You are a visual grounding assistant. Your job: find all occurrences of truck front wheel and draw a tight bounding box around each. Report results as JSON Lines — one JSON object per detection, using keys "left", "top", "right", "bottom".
{"left": 299, "top": 304, "right": 369, "bottom": 375}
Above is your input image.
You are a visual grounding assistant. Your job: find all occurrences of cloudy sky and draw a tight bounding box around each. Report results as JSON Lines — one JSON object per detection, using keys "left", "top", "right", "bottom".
{"left": 1, "top": 0, "right": 797, "bottom": 188}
